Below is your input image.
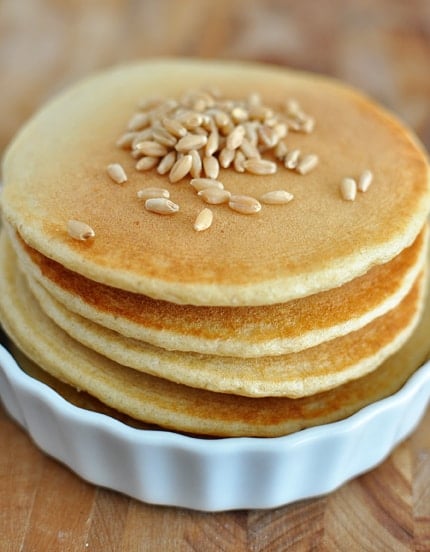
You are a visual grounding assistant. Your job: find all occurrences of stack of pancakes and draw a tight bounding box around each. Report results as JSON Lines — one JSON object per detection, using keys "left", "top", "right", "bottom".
{"left": 1, "top": 60, "right": 429, "bottom": 437}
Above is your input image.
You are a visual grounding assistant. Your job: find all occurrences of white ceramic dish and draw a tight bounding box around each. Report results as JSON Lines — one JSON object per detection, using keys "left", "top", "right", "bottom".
{"left": 0, "top": 343, "right": 429, "bottom": 512}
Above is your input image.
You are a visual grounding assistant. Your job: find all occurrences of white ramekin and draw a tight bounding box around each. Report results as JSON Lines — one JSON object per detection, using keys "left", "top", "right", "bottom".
{"left": 0, "top": 343, "right": 429, "bottom": 512}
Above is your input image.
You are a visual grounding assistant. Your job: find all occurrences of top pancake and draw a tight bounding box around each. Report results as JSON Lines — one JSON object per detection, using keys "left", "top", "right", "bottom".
{"left": 2, "top": 59, "right": 430, "bottom": 306}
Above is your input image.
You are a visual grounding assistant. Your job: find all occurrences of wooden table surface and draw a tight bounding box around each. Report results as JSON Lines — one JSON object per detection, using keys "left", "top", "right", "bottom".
{"left": 1, "top": 1, "right": 430, "bottom": 550}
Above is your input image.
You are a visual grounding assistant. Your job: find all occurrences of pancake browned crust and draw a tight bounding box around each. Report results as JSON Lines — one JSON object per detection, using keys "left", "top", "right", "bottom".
{"left": 24, "top": 265, "right": 425, "bottom": 397}
{"left": 1, "top": 225, "right": 423, "bottom": 398}
{"left": 0, "top": 234, "right": 429, "bottom": 437}
{"left": 9, "top": 225, "right": 428, "bottom": 357}
{"left": 2, "top": 60, "right": 430, "bottom": 306}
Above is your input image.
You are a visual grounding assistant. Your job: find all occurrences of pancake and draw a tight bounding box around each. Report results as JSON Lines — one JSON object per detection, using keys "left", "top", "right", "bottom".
{"left": 0, "top": 233, "right": 429, "bottom": 437}
{"left": 25, "top": 266, "right": 426, "bottom": 398}
{"left": 4, "top": 231, "right": 424, "bottom": 398}
{"left": 9, "top": 224, "right": 428, "bottom": 357}
{"left": 2, "top": 60, "right": 430, "bottom": 306}
{"left": 9, "top": 344, "right": 159, "bottom": 431}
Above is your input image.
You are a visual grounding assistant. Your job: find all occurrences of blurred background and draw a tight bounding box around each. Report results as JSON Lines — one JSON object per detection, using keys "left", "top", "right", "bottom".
{"left": 1, "top": 0, "right": 430, "bottom": 157}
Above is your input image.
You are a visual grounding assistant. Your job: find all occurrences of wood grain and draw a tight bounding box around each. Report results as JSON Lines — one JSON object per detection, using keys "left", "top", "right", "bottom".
{"left": 0, "top": 0, "right": 430, "bottom": 550}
